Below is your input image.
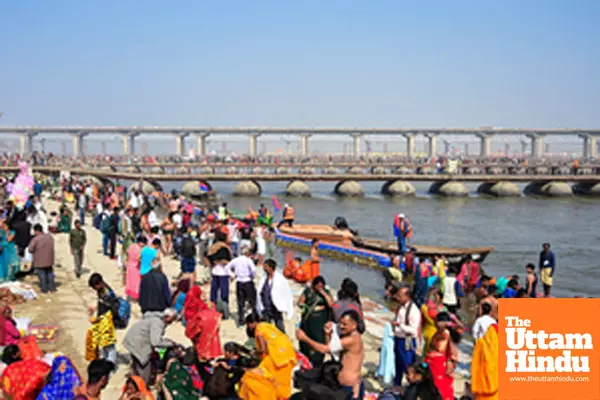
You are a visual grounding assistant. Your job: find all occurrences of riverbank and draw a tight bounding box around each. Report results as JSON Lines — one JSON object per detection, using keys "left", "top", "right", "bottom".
{"left": 10, "top": 198, "right": 466, "bottom": 398}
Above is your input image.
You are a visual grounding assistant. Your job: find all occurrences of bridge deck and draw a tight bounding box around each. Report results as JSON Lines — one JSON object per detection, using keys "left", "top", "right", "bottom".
{"left": 2, "top": 166, "right": 599, "bottom": 182}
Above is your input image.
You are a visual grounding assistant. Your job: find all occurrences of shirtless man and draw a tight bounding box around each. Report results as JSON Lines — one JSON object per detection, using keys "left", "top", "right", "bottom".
{"left": 296, "top": 310, "right": 364, "bottom": 400}
{"left": 479, "top": 284, "right": 499, "bottom": 320}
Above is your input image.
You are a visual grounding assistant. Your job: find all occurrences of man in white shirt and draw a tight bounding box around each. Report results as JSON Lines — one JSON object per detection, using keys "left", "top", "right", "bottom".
{"left": 227, "top": 221, "right": 240, "bottom": 257}
{"left": 172, "top": 209, "right": 183, "bottom": 231}
{"left": 227, "top": 246, "right": 257, "bottom": 326}
{"left": 390, "top": 285, "right": 421, "bottom": 388}
{"left": 472, "top": 302, "right": 496, "bottom": 340}
{"left": 256, "top": 259, "right": 294, "bottom": 333}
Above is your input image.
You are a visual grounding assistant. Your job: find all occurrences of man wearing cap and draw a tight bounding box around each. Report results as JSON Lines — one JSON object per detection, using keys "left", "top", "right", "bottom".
{"left": 393, "top": 213, "right": 413, "bottom": 255}
{"left": 227, "top": 245, "right": 258, "bottom": 326}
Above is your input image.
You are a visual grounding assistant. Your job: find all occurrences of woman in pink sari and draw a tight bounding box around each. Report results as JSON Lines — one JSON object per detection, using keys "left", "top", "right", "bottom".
{"left": 184, "top": 286, "right": 223, "bottom": 361}
{"left": 125, "top": 236, "right": 146, "bottom": 300}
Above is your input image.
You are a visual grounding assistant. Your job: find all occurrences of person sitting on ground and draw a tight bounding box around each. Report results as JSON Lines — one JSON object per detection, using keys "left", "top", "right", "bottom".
{"left": 239, "top": 313, "right": 298, "bottom": 400}
{"left": 401, "top": 362, "right": 442, "bottom": 400}
{"left": 119, "top": 376, "right": 155, "bottom": 400}
{"left": 74, "top": 359, "right": 115, "bottom": 400}
{"left": 0, "top": 305, "right": 21, "bottom": 346}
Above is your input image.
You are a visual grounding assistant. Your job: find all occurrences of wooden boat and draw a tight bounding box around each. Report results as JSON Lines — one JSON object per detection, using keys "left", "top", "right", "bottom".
{"left": 351, "top": 237, "right": 494, "bottom": 263}
{"left": 278, "top": 224, "right": 354, "bottom": 244}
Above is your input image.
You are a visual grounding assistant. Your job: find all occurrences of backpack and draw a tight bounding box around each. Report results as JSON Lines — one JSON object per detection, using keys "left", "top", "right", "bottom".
{"left": 113, "top": 297, "right": 131, "bottom": 329}
{"left": 100, "top": 214, "right": 111, "bottom": 234}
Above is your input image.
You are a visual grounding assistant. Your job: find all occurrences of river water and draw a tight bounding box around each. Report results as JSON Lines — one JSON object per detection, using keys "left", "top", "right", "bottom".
{"left": 161, "top": 181, "right": 600, "bottom": 299}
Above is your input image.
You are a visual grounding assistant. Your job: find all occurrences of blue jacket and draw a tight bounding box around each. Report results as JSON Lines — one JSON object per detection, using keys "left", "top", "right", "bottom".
{"left": 539, "top": 250, "right": 556, "bottom": 274}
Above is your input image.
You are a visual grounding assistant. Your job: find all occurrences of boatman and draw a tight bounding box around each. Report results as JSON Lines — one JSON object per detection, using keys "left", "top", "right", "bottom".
{"left": 393, "top": 213, "right": 412, "bottom": 255}
{"left": 278, "top": 203, "right": 295, "bottom": 228}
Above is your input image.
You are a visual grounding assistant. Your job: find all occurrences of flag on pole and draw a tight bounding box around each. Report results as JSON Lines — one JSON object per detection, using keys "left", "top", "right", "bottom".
{"left": 198, "top": 181, "right": 210, "bottom": 192}
{"left": 272, "top": 195, "right": 281, "bottom": 213}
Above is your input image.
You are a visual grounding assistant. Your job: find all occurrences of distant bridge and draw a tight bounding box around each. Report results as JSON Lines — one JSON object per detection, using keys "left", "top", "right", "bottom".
{"left": 1, "top": 125, "right": 598, "bottom": 159}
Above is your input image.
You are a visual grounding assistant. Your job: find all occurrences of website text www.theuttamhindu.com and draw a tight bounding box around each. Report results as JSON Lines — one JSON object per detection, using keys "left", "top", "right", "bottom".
{"left": 509, "top": 376, "right": 590, "bottom": 383}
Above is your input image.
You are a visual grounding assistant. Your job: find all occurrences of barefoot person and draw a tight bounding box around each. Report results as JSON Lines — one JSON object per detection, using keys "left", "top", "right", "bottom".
{"left": 538, "top": 242, "right": 556, "bottom": 297}
{"left": 297, "top": 310, "right": 365, "bottom": 400}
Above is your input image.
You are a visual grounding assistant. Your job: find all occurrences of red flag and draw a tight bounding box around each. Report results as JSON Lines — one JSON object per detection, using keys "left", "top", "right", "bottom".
{"left": 272, "top": 195, "right": 281, "bottom": 212}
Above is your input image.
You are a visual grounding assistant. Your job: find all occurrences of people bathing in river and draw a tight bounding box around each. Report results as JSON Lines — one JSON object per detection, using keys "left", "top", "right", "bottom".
{"left": 393, "top": 213, "right": 412, "bottom": 255}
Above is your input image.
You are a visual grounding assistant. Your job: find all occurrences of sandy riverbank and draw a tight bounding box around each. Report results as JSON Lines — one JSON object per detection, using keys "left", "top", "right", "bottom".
{"left": 10, "top": 199, "right": 466, "bottom": 398}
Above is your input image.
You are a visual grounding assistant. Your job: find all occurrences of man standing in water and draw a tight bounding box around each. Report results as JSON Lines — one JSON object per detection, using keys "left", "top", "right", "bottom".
{"left": 297, "top": 310, "right": 365, "bottom": 400}
{"left": 538, "top": 243, "right": 556, "bottom": 297}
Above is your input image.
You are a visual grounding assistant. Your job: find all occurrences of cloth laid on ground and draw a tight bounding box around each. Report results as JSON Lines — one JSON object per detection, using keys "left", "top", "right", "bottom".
{"left": 0, "top": 282, "right": 38, "bottom": 300}
{"left": 36, "top": 355, "right": 83, "bottom": 400}
{"left": 85, "top": 311, "right": 116, "bottom": 361}
{"left": 28, "top": 324, "right": 59, "bottom": 343}
{"left": 1, "top": 357, "right": 51, "bottom": 400}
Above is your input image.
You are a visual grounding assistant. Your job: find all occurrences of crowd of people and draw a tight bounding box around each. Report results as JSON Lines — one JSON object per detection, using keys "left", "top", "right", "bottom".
{"left": 381, "top": 213, "right": 561, "bottom": 400}
{"left": 0, "top": 173, "right": 565, "bottom": 400}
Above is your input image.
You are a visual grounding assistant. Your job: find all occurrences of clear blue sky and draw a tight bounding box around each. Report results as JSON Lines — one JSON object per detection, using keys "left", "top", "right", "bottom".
{"left": 1, "top": 0, "right": 599, "bottom": 128}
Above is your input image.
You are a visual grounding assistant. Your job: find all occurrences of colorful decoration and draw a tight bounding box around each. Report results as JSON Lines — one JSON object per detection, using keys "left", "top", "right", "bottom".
{"left": 9, "top": 162, "right": 34, "bottom": 208}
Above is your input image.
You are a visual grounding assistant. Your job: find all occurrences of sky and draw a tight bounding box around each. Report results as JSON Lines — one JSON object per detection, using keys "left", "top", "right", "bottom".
{"left": 1, "top": 0, "right": 599, "bottom": 131}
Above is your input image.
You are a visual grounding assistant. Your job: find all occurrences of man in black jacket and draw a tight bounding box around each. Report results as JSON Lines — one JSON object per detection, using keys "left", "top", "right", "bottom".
{"left": 139, "top": 263, "right": 172, "bottom": 315}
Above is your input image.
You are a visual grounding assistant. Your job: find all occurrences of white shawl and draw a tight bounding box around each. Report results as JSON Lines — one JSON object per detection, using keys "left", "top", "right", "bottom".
{"left": 257, "top": 271, "right": 295, "bottom": 320}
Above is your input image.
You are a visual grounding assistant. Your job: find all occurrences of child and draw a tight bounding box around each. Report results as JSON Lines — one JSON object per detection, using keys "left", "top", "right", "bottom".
{"left": 402, "top": 362, "right": 443, "bottom": 400}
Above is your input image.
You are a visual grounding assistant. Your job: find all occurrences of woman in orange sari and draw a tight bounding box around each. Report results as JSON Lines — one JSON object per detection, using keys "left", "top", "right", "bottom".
{"left": 239, "top": 314, "right": 297, "bottom": 400}
{"left": 424, "top": 312, "right": 460, "bottom": 400}
{"left": 120, "top": 376, "right": 155, "bottom": 400}
{"left": 471, "top": 324, "right": 498, "bottom": 400}
{"left": 184, "top": 285, "right": 223, "bottom": 361}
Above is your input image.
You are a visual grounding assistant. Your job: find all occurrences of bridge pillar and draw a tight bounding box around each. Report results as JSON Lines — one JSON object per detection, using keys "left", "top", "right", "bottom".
{"left": 20, "top": 131, "right": 38, "bottom": 156}
{"left": 403, "top": 133, "right": 415, "bottom": 158}
{"left": 425, "top": 133, "right": 438, "bottom": 158}
{"left": 527, "top": 133, "right": 544, "bottom": 159}
{"left": 580, "top": 133, "right": 597, "bottom": 159}
{"left": 249, "top": 133, "right": 261, "bottom": 157}
{"left": 477, "top": 133, "right": 493, "bottom": 158}
{"left": 122, "top": 132, "right": 139, "bottom": 158}
{"left": 300, "top": 134, "right": 311, "bottom": 157}
{"left": 175, "top": 132, "right": 190, "bottom": 157}
{"left": 351, "top": 134, "right": 362, "bottom": 157}
{"left": 196, "top": 133, "right": 210, "bottom": 156}
{"left": 72, "top": 132, "right": 88, "bottom": 158}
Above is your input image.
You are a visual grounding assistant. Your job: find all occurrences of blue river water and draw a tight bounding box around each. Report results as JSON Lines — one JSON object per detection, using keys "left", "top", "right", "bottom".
{"left": 160, "top": 180, "right": 600, "bottom": 300}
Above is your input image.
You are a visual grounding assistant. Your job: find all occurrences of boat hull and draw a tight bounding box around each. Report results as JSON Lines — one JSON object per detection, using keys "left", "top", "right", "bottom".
{"left": 277, "top": 224, "right": 354, "bottom": 245}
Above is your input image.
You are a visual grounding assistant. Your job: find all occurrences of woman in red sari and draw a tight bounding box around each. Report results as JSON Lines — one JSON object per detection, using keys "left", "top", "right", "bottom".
{"left": 424, "top": 311, "right": 461, "bottom": 400}
{"left": 1, "top": 357, "right": 51, "bottom": 400}
{"left": 184, "top": 285, "right": 223, "bottom": 360}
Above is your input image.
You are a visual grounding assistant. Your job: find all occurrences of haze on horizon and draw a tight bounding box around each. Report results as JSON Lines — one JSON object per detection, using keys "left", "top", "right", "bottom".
{"left": 1, "top": 0, "right": 599, "bottom": 134}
